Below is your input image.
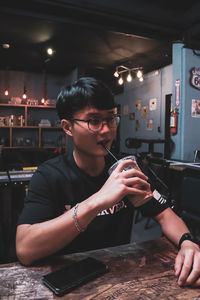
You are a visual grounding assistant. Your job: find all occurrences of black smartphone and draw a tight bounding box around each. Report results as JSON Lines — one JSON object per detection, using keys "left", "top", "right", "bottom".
{"left": 42, "top": 257, "right": 109, "bottom": 296}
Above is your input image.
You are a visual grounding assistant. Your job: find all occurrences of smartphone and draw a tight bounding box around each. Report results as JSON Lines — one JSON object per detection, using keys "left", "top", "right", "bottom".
{"left": 42, "top": 257, "right": 109, "bottom": 296}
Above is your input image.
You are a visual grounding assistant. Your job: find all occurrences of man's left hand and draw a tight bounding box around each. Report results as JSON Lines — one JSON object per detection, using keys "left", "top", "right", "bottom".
{"left": 175, "top": 240, "right": 200, "bottom": 287}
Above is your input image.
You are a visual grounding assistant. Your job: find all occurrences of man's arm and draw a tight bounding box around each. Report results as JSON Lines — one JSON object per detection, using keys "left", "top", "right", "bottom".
{"left": 16, "top": 197, "right": 100, "bottom": 266}
{"left": 155, "top": 207, "right": 200, "bottom": 287}
{"left": 16, "top": 159, "right": 150, "bottom": 266}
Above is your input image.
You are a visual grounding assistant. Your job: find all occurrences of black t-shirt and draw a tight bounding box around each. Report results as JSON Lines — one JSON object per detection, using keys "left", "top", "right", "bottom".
{"left": 18, "top": 153, "right": 169, "bottom": 255}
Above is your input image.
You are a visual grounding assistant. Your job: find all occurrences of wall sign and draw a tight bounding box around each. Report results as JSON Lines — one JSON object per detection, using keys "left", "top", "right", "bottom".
{"left": 190, "top": 68, "right": 200, "bottom": 90}
{"left": 175, "top": 79, "right": 180, "bottom": 107}
{"left": 149, "top": 98, "right": 157, "bottom": 111}
{"left": 191, "top": 99, "right": 200, "bottom": 117}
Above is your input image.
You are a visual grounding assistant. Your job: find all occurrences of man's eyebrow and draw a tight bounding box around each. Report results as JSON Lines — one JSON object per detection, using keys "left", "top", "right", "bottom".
{"left": 86, "top": 111, "right": 115, "bottom": 118}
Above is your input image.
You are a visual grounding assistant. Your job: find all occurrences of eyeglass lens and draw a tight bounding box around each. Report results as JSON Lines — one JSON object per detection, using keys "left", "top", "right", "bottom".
{"left": 89, "top": 116, "right": 120, "bottom": 131}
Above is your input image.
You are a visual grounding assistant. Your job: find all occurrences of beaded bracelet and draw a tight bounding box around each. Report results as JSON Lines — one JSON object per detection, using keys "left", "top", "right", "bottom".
{"left": 73, "top": 203, "right": 85, "bottom": 233}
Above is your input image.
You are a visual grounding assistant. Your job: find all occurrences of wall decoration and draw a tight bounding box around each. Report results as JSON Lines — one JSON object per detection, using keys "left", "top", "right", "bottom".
{"left": 191, "top": 99, "right": 200, "bottom": 117}
{"left": 146, "top": 119, "right": 153, "bottom": 131}
{"left": 149, "top": 98, "right": 157, "bottom": 111}
{"left": 141, "top": 105, "right": 149, "bottom": 117}
{"left": 136, "top": 99, "right": 142, "bottom": 110}
{"left": 136, "top": 120, "right": 140, "bottom": 131}
{"left": 190, "top": 68, "right": 200, "bottom": 90}
{"left": 129, "top": 112, "right": 135, "bottom": 120}
{"left": 175, "top": 78, "right": 180, "bottom": 107}
{"left": 123, "top": 104, "right": 129, "bottom": 115}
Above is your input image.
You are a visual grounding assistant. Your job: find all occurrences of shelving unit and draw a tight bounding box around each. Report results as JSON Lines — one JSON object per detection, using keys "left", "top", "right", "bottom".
{"left": 0, "top": 103, "right": 66, "bottom": 149}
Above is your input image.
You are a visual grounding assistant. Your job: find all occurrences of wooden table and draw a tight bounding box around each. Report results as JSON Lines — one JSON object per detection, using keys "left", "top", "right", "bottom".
{"left": 0, "top": 237, "right": 200, "bottom": 299}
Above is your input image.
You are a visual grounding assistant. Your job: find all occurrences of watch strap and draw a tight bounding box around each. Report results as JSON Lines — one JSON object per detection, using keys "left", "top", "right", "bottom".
{"left": 178, "top": 232, "right": 199, "bottom": 250}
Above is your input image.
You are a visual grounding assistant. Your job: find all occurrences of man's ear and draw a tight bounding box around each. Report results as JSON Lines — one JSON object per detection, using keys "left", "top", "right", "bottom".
{"left": 61, "top": 119, "right": 73, "bottom": 136}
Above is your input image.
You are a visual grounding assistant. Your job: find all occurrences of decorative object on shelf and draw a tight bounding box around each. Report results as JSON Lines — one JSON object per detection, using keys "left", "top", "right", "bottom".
{"left": 26, "top": 98, "right": 39, "bottom": 105}
{"left": 54, "top": 120, "right": 61, "bottom": 127}
{"left": 44, "top": 99, "right": 56, "bottom": 106}
{"left": 0, "top": 117, "right": 5, "bottom": 127}
{"left": 38, "top": 119, "right": 51, "bottom": 127}
{"left": 114, "top": 65, "right": 143, "bottom": 85}
{"left": 8, "top": 97, "right": 22, "bottom": 104}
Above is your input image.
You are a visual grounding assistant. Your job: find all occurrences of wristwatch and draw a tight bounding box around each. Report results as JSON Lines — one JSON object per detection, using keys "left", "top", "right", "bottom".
{"left": 178, "top": 232, "right": 199, "bottom": 250}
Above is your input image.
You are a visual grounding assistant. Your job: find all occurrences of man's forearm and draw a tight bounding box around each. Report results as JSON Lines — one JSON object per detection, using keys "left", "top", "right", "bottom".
{"left": 155, "top": 207, "right": 190, "bottom": 247}
{"left": 16, "top": 197, "right": 100, "bottom": 265}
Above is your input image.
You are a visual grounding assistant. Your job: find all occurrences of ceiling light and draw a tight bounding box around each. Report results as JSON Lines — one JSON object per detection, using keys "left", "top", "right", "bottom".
{"left": 47, "top": 48, "right": 54, "bottom": 55}
{"left": 137, "top": 70, "right": 143, "bottom": 79}
{"left": 4, "top": 89, "right": 9, "bottom": 96}
{"left": 114, "top": 71, "right": 119, "bottom": 78}
{"left": 118, "top": 76, "right": 124, "bottom": 85}
{"left": 127, "top": 72, "right": 132, "bottom": 82}
{"left": 2, "top": 43, "right": 10, "bottom": 49}
{"left": 114, "top": 65, "right": 143, "bottom": 84}
{"left": 139, "top": 77, "right": 144, "bottom": 82}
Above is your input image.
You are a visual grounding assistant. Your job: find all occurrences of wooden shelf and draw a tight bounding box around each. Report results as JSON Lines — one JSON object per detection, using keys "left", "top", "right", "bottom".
{"left": 0, "top": 103, "right": 66, "bottom": 150}
{"left": 0, "top": 103, "right": 56, "bottom": 109}
{"left": 0, "top": 126, "right": 61, "bottom": 129}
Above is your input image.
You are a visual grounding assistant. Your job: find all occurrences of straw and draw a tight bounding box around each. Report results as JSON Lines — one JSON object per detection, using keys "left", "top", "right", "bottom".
{"left": 100, "top": 142, "right": 118, "bottom": 162}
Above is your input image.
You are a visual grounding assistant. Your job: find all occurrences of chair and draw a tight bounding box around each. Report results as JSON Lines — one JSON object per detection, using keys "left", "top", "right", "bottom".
{"left": 178, "top": 175, "right": 200, "bottom": 238}
{"left": 125, "top": 138, "right": 142, "bottom": 154}
{"left": 193, "top": 150, "right": 200, "bottom": 162}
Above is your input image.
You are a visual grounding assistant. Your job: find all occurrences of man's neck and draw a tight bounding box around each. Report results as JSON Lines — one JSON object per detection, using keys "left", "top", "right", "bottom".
{"left": 73, "top": 151, "right": 105, "bottom": 177}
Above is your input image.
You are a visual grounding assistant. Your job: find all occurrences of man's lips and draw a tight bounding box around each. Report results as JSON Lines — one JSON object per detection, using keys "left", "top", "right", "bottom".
{"left": 97, "top": 140, "right": 110, "bottom": 146}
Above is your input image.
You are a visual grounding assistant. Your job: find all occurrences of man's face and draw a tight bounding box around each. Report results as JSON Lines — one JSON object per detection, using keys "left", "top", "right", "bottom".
{"left": 69, "top": 106, "right": 117, "bottom": 157}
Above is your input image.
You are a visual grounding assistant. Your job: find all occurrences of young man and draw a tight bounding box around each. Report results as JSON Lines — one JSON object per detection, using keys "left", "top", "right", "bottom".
{"left": 16, "top": 77, "right": 200, "bottom": 287}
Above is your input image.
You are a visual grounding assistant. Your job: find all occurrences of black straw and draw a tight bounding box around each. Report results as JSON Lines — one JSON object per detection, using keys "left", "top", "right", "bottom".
{"left": 100, "top": 143, "right": 118, "bottom": 162}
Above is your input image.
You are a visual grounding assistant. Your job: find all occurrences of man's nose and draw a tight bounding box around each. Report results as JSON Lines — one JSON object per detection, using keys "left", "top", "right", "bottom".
{"left": 99, "top": 120, "right": 110, "bottom": 132}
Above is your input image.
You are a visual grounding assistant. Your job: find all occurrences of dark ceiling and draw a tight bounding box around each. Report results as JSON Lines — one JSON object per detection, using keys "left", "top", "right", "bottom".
{"left": 1, "top": 0, "right": 200, "bottom": 87}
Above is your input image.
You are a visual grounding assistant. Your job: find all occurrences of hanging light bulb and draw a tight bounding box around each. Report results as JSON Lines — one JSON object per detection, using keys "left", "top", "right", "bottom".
{"left": 22, "top": 86, "right": 27, "bottom": 99}
{"left": 47, "top": 48, "right": 54, "bottom": 56}
{"left": 127, "top": 71, "right": 132, "bottom": 82}
{"left": 118, "top": 76, "right": 123, "bottom": 85}
{"left": 137, "top": 70, "right": 143, "bottom": 79}
{"left": 41, "top": 69, "right": 46, "bottom": 104}
{"left": 139, "top": 76, "right": 144, "bottom": 82}
{"left": 114, "top": 70, "right": 119, "bottom": 78}
{"left": 4, "top": 89, "right": 9, "bottom": 96}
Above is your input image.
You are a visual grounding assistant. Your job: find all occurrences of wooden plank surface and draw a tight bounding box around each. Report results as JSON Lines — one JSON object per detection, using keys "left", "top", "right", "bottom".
{"left": 0, "top": 237, "right": 200, "bottom": 299}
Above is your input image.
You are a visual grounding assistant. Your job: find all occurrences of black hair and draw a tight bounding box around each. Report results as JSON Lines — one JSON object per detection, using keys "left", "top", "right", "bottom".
{"left": 56, "top": 77, "right": 116, "bottom": 120}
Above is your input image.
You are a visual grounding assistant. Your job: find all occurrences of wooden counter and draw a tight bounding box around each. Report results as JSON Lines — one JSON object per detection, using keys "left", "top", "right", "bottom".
{"left": 0, "top": 237, "right": 199, "bottom": 299}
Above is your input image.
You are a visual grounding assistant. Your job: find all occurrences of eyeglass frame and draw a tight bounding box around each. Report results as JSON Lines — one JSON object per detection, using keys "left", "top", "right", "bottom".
{"left": 71, "top": 115, "right": 120, "bottom": 132}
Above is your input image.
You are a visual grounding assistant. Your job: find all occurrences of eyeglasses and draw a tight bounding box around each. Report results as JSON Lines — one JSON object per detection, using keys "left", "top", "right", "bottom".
{"left": 72, "top": 115, "right": 120, "bottom": 132}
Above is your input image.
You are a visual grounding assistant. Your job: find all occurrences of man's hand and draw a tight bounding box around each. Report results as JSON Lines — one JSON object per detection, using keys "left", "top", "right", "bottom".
{"left": 175, "top": 240, "right": 200, "bottom": 287}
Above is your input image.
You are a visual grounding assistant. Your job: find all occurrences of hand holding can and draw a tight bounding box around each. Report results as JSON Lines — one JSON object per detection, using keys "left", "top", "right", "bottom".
{"left": 108, "top": 155, "right": 153, "bottom": 207}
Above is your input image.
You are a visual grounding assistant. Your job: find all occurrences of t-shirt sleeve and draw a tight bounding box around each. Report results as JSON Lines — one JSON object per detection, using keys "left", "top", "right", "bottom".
{"left": 17, "top": 167, "right": 55, "bottom": 225}
{"left": 139, "top": 189, "right": 169, "bottom": 217}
